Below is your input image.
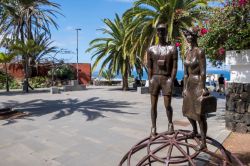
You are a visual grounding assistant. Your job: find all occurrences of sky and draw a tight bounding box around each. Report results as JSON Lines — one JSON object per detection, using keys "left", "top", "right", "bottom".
{"left": 50, "top": 0, "right": 133, "bottom": 65}
{"left": 49, "top": 0, "right": 228, "bottom": 71}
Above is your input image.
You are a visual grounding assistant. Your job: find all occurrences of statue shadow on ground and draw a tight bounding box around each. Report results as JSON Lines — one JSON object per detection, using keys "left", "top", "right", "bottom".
{"left": 1, "top": 97, "right": 138, "bottom": 125}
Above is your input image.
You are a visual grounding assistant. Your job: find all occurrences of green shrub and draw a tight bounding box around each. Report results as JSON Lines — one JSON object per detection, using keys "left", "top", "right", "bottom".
{"left": 30, "top": 76, "right": 49, "bottom": 88}
{"left": 48, "top": 64, "right": 75, "bottom": 80}
{"left": 9, "top": 80, "right": 21, "bottom": 89}
{"left": 0, "top": 82, "right": 4, "bottom": 89}
{"left": 199, "top": 2, "right": 250, "bottom": 65}
{"left": 0, "top": 70, "right": 21, "bottom": 89}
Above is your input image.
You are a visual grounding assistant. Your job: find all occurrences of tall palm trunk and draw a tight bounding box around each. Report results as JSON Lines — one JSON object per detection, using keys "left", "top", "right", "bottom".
{"left": 122, "top": 75, "right": 129, "bottom": 91}
{"left": 122, "top": 64, "right": 129, "bottom": 91}
{"left": 4, "top": 62, "right": 9, "bottom": 92}
{"left": 23, "top": 10, "right": 33, "bottom": 93}
{"left": 24, "top": 56, "right": 29, "bottom": 93}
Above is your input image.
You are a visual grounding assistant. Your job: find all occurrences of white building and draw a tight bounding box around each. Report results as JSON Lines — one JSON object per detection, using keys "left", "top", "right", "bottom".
{"left": 225, "top": 49, "right": 250, "bottom": 83}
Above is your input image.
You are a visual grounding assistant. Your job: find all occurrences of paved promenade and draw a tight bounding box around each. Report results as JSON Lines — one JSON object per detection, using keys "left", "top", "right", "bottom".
{"left": 0, "top": 86, "right": 230, "bottom": 166}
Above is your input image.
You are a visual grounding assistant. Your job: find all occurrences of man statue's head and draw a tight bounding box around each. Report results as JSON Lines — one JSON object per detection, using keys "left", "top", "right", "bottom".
{"left": 156, "top": 23, "right": 167, "bottom": 41}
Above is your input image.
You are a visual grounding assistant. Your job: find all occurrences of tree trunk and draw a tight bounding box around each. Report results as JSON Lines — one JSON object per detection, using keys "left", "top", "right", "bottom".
{"left": 51, "top": 64, "right": 54, "bottom": 86}
{"left": 4, "top": 63, "right": 9, "bottom": 92}
{"left": 122, "top": 66, "right": 129, "bottom": 91}
{"left": 23, "top": 56, "right": 29, "bottom": 93}
{"left": 122, "top": 76, "right": 128, "bottom": 91}
{"left": 22, "top": 10, "right": 33, "bottom": 93}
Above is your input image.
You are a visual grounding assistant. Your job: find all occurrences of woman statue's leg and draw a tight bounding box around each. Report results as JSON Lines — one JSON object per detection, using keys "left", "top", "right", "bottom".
{"left": 198, "top": 116, "right": 207, "bottom": 150}
{"left": 187, "top": 118, "right": 198, "bottom": 137}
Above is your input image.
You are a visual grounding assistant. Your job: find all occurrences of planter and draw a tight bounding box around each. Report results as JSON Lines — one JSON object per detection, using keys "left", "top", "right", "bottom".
{"left": 225, "top": 82, "right": 250, "bottom": 133}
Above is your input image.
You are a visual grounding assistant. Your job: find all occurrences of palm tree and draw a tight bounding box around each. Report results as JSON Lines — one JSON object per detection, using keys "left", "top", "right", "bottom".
{"left": 123, "top": 0, "right": 208, "bottom": 60}
{"left": 32, "top": 33, "right": 58, "bottom": 62}
{"left": 0, "top": 0, "right": 61, "bottom": 92}
{"left": 86, "top": 14, "right": 132, "bottom": 91}
{"left": 101, "top": 69, "right": 115, "bottom": 85}
{"left": 30, "top": 33, "right": 58, "bottom": 76}
{"left": 0, "top": 0, "right": 61, "bottom": 42}
{"left": 0, "top": 52, "right": 15, "bottom": 92}
{"left": 9, "top": 39, "right": 43, "bottom": 92}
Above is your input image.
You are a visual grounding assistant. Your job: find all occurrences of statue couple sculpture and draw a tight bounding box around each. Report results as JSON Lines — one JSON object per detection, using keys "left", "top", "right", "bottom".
{"left": 147, "top": 23, "right": 217, "bottom": 150}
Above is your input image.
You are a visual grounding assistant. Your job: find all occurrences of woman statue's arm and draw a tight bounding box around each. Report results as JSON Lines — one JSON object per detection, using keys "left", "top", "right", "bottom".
{"left": 183, "top": 59, "right": 188, "bottom": 96}
{"left": 198, "top": 49, "right": 209, "bottom": 96}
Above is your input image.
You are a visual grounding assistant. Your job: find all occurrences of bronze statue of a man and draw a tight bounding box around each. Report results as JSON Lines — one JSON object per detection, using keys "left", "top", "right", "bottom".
{"left": 147, "top": 23, "right": 178, "bottom": 137}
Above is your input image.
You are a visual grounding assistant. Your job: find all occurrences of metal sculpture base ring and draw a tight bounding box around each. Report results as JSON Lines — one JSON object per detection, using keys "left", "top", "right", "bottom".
{"left": 119, "top": 130, "right": 243, "bottom": 166}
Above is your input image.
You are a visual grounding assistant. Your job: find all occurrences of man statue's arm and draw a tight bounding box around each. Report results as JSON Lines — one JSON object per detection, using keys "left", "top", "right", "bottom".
{"left": 147, "top": 49, "right": 153, "bottom": 81}
{"left": 171, "top": 46, "right": 178, "bottom": 82}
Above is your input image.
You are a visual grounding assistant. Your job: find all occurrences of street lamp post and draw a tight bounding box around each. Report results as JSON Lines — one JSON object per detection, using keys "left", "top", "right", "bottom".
{"left": 76, "top": 28, "right": 81, "bottom": 83}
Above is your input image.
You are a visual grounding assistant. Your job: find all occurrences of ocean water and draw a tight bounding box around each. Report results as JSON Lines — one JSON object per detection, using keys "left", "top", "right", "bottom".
{"left": 93, "top": 70, "right": 230, "bottom": 81}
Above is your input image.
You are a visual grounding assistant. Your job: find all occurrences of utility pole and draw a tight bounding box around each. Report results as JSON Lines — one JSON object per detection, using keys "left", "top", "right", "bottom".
{"left": 76, "top": 28, "right": 81, "bottom": 83}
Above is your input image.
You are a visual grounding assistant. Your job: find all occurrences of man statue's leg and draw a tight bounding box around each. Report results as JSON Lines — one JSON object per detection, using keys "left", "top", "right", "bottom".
{"left": 150, "top": 95, "right": 158, "bottom": 137}
{"left": 163, "top": 96, "right": 174, "bottom": 132}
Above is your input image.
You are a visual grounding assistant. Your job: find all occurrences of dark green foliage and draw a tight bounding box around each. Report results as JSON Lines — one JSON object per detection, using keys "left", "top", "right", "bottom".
{"left": 199, "top": 2, "right": 250, "bottom": 65}
{"left": 29, "top": 76, "right": 49, "bottom": 88}
{"left": 48, "top": 64, "right": 75, "bottom": 80}
{"left": 0, "top": 70, "right": 21, "bottom": 89}
{"left": 9, "top": 79, "right": 21, "bottom": 89}
{"left": 0, "top": 70, "right": 5, "bottom": 89}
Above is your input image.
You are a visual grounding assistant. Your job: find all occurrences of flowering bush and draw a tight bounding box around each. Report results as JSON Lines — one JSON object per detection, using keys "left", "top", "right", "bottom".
{"left": 218, "top": 47, "right": 226, "bottom": 55}
{"left": 200, "top": 28, "right": 208, "bottom": 36}
{"left": 175, "top": 42, "right": 181, "bottom": 47}
{"left": 199, "top": 0, "right": 250, "bottom": 65}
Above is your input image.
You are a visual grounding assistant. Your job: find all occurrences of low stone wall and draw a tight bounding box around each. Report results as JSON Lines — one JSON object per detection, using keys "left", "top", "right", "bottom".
{"left": 225, "top": 82, "right": 250, "bottom": 133}
{"left": 92, "top": 80, "right": 122, "bottom": 86}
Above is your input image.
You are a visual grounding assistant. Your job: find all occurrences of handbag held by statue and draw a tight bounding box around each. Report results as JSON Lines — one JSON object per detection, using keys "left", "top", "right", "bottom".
{"left": 196, "top": 95, "right": 217, "bottom": 115}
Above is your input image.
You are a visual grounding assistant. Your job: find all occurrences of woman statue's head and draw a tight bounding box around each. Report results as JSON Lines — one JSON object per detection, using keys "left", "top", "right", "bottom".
{"left": 183, "top": 27, "right": 199, "bottom": 44}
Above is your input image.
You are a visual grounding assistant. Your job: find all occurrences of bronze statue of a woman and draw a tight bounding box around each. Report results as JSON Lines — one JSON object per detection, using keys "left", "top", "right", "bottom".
{"left": 182, "top": 28, "right": 210, "bottom": 150}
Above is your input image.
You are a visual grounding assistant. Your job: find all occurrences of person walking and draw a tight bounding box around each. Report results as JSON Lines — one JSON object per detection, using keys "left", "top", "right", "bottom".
{"left": 218, "top": 74, "right": 225, "bottom": 95}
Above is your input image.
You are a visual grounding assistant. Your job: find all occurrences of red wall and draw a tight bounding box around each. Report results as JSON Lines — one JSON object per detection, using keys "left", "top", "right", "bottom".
{"left": 0, "top": 63, "right": 91, "bottom": 85}
{"left": 71, "top": 63, "right": 91, "bottom": 85}
{"left": 0, "top": 64, "right": 24, "bottom": 80}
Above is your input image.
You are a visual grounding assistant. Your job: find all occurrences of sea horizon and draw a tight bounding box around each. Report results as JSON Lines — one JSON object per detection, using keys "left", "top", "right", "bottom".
{"left": 92, "top": 69, "right": 230, "bottom": 81}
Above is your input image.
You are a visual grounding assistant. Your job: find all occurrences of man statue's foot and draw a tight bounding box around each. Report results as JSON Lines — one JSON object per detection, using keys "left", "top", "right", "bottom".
{"left": 195, "top": 143, "right": 207, "bottom": 151}
{"left": 168, "top": 123, "right": 174, "bottom": 133}
{"left": 150, "top": 127, "right": 157, "bottom": 138}
{"left": 189, "top": 130, "right": 198, "bottom": 138}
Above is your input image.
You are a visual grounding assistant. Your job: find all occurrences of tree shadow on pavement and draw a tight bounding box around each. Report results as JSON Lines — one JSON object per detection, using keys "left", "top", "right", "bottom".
{"left": 1, "top": 97, "right": 138, "bottom": 124}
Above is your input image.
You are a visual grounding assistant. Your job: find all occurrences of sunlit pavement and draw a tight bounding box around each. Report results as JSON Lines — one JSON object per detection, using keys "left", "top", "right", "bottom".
{"left": 0, "top": 86, "right": 229, "bottom": 166}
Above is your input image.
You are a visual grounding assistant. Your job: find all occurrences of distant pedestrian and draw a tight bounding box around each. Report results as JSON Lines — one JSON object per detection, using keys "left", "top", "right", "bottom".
{"left": 212, "top": 79, "right": 216, "bottom": 91}
{"left": 174, "top": 78, "right": 180, "bottom": 87}
{"left": 180, "top": 78, "right": 184, "bottom": 88}
{"left": 218, "top": 74, "right": 225, "bottom": 95}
